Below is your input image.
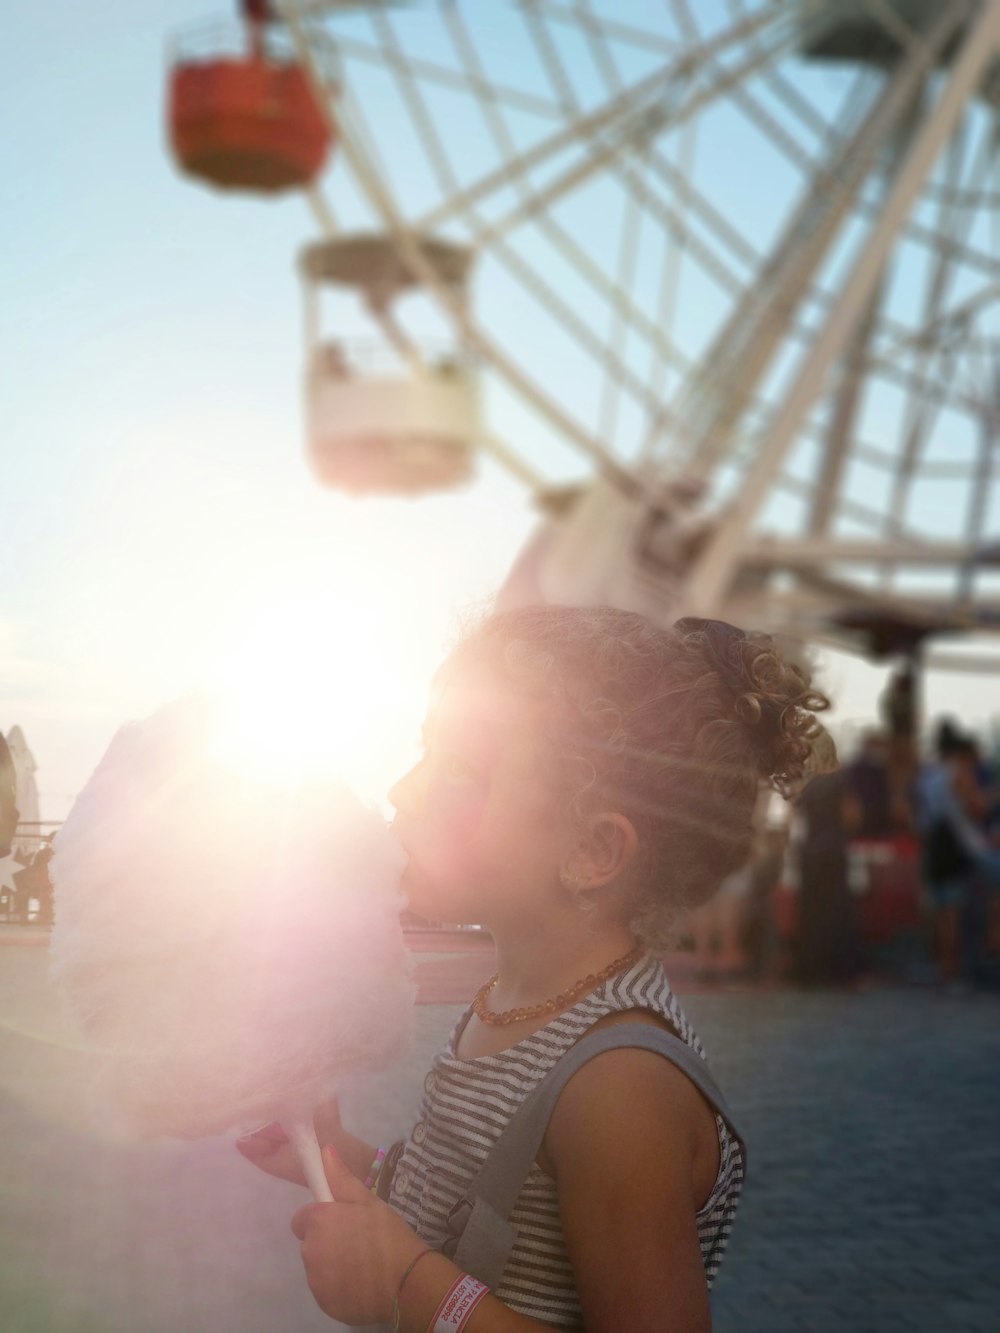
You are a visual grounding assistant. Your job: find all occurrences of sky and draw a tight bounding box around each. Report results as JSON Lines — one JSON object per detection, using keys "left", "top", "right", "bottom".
{"left": 3, "top": 1, "right": 999, "bottom": 824}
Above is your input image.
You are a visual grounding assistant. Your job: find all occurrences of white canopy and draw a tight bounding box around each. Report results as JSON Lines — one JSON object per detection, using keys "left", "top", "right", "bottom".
{"left": 6, "top": 726, "right": 40, "bottom": 857}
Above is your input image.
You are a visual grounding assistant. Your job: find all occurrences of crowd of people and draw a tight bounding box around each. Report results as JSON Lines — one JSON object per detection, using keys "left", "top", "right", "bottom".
{"left": 688, "top": 716, "right": 1000, "bottom": 991}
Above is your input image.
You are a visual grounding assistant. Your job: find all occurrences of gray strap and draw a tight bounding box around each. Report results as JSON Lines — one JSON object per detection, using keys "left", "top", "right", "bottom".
{"left": 452, "top": 1023, "right": 744, "bottom": 1287}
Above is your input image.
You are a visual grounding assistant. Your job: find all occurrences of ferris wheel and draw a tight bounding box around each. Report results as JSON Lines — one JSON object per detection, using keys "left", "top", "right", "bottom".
{"left": 167, "top": 0, "right": 1000, "bottom": 668}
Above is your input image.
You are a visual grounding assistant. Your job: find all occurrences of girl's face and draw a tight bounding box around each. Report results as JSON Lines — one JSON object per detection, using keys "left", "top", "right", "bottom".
{"left": 388, "top": 667, "right": 575, "bottom": 929}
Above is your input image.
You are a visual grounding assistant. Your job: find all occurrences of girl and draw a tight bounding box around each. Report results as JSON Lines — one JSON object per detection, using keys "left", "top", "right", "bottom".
{"left": 238, "top": 605, "right": 827, "bottom": 1331}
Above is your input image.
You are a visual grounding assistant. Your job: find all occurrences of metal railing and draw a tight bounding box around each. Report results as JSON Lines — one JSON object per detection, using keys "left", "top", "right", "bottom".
{"left": 165, "top": 16, "right": 338, "bottom": 87}
{"left": 308, "top": 338, "right": 477, "bottom": 379}
{"left": 0, "top": 821, "right": 61, "bottom": 926}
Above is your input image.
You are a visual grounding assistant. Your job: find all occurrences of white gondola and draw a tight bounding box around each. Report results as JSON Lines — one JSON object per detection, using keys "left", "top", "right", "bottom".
{"left": 299, "top": 233, "right": 478, "bottom": 495}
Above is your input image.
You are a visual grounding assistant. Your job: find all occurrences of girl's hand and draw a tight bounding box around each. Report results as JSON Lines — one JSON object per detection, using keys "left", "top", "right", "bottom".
{"left": 291, "top": 1145, "right": 428, "bottom": 1326}
{"left": 235, "top": 1099, "right": 375, "bottom": 1187}
{"left": 235, "top": 1119, "right": 305, "bottom": 1185}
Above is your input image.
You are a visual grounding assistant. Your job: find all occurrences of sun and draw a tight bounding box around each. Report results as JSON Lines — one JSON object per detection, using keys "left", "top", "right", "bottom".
{"left": 202, "top": 594, "right": 424, "bottom": 800}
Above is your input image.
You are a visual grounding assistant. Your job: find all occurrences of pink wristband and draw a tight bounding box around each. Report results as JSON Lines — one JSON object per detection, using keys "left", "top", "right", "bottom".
{"left": 429, "top": 1273, "right": 490, "bottom": 1331}
{"left": 364, "top": 1146, "right": 387, "bottom": 1192}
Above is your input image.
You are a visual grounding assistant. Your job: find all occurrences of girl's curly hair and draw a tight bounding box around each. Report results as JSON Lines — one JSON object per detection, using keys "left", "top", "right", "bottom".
{"left": 444, "top": 604, "right": 829, "bottom": 950}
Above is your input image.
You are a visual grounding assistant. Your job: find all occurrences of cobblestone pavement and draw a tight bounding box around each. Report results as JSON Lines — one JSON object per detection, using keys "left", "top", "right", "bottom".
{"left": 1, "top": 933, "right": 998, "bottom": 1332}
{"left": 682, "top": 985, "right": 1000, "bottom": 1333}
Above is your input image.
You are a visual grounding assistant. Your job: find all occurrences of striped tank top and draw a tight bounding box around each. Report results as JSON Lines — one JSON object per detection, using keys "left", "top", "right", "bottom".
{"left": 389, "top": 953, "right": 744, "bottom": 1327}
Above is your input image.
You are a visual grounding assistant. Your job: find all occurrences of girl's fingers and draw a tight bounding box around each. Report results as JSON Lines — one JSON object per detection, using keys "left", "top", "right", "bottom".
{"left": 235, "top": 1136, "right": 278, "bottom": 1160}
{"left": 313, "top": 1099, "right": 343, "bottom": 1141}
{"left": 321, "top": 1145, "right": 373, "bottom": 1204}
{"left": 235, "top": 1131, "right": 307, "bottom": 1185}
{"left": 291, "top": 1201, "right": 324, "bottom": 1241}
{"left": 236, "top": 1122, "right": 288, "bottom": 1155}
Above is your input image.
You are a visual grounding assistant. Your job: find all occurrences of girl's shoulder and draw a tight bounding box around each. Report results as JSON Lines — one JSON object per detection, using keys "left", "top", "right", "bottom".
{"left": 581, "top": 953, "right": 705, "bottom": 1055}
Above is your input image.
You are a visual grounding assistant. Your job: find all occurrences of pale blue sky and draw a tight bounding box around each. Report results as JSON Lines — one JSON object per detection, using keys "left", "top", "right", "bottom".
{"left": 3, "top": 2, "right": 997, "bottom": 819}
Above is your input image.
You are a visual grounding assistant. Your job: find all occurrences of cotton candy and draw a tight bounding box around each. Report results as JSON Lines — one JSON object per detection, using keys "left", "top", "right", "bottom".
{"left": 49, "top": 697, "right": 414, "bottom": 1148}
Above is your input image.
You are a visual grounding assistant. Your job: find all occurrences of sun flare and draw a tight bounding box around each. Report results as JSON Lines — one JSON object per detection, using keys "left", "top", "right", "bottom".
{"left": 201, "top": 594, "right": 425, "bottom": 801}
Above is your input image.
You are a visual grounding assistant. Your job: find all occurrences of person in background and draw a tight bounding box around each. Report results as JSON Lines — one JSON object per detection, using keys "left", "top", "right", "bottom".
{"left": 916, "top": 720, "right": 1000, "bottom": 986}
{"left": 687, "top": 857, "right": 754, "bottom": 981}
{"left": 845, "top": 731, "right": 893, "bottom": 840}
{"left": 741, "top": 825, "right": 787, "bottom": 979}
{"left": 788, "top": 729, "right": 866, "bottom": 985}
{"left": 688, "top": 784, "right": 771, "bottom": 981}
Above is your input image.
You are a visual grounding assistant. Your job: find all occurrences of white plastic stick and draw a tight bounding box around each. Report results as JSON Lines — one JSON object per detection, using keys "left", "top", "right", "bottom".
{"left": 287, "top": 1116, "right": 333, "bottom": 1203}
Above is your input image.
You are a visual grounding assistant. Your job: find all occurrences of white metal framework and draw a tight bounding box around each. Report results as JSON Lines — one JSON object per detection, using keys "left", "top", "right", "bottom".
{"left": 283, "top": 0, "right": 1000, "bottom": 660}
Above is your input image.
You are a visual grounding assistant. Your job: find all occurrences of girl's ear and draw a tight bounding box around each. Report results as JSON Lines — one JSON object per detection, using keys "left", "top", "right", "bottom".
{"left": 563, "top": 812, "right": 639, "bottom": 890}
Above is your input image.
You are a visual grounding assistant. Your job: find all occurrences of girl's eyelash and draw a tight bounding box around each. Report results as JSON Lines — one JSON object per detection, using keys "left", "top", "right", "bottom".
{"left": 445, "top": 755, "right": 484, "bottom": 785}
{"left": 418, "top": 736, "right": 483, "bottom": 784}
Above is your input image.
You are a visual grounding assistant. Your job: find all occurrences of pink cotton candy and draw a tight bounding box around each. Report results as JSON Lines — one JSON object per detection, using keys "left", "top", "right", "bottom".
{"left": 49, "top": 697, "right": 414, "bottom": 1139}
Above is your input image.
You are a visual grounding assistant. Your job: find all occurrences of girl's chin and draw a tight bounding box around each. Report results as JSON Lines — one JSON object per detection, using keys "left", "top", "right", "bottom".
{"left": 400, "top": 866, "right": 475, "bottom": 927}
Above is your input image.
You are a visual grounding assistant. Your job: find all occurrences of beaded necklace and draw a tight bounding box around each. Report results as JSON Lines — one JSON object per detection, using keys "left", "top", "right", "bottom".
{"left": 471, "top": 944, "right": 644, "bottom": 1026}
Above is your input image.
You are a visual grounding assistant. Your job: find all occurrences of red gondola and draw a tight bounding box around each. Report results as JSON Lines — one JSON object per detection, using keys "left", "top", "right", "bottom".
{"left": 168, "top": 3, "right": 332, "bottom": 194}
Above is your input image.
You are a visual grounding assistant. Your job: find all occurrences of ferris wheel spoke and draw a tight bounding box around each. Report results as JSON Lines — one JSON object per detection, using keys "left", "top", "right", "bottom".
{"left": 594, "top": 152, "right": 647, "bottom": 451}
{"left": 960, "top": 366, "right": 1000, "bottom": 601}
{"left": 518, "top": 3, "right": 660, "bottom": 454}
{"left": 485, "top": 24, "right": 807, "bottom": 246}
{"left": 761, "top": 437, "right": 937, "bottom": 545}
{"left": 335, "top": 58, "right": 682, "bottom": 449}
{"left": 369, "top": 9, "right": 462, "bottom": 198}
{"left": 820, "top": 95, "right": 950, "bottom": 547}
{"left": 669, "top": 1, "right": 967, "bottom": 488}
{"left": 446, "top": 2, "right": 689, "bottom": 393}
{"left": 536, "top": 0, "right": 698, "bottom": 455}
{"left": 884, "top": 111, "right": 986, "bottom": 548}
{"left": 476, "top": 428, "right": 548, "bottom": 491}
{"left": 529, "top": 1, "right": 683, "bottom": 62}
{"left": 436, "top": 4, "right": 818, "bottom": 462}
{"left": 289, "top": 8, "right": 612, "bottom": 490}
{"left": 464, "top": 38, "right": 983, "bottom": 441}
{"left": 441, "top": 2, "right": 690, "bottom": 404}
{"left": 727, "top": 0, "right": 896, "bottom": 196}
{"left": 810, "top": 280, "right": 887, "bottom": 535}
{"left": 361, "top": 5, "right": 683, "bottom": 441}
{"left": 327, "top": 28, "right": 563, "bottom": 122}
{"left": 417, "top": 0, "right": 795, "bottom": 236}
{"left": 715, "top": 11, "right": 1000, "bottom": 298}
{"left": 629, "top": 257, "right": 991, "bottom": 495}
{"left": 414, "top": 57, "right": 685, "bottom": 234}
{"left": 365, "top": 7, "right": 848, "bottom": 461}
{"left": 680, "top": 0, "right": 1000, "bottom": 616}
{"left": 880, "top": 279, "right": 1000, "bottom": 360}
{"left": 327, "top": 96, "right": 642, "bottom": 489}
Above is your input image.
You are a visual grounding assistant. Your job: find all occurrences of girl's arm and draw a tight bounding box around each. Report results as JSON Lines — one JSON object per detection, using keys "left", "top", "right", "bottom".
{"left": 292, "top": 1047, "right": 714, "bottom": 1332}
{"left": 543, "top": 1042, "right": 715, "bottom": 1333}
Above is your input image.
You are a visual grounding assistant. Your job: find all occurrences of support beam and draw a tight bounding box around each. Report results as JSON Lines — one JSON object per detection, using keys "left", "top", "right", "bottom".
{"left": 669, "top": 3, "right": 963, "bottom": 484}
{"left": 810, "top": 279, "right": 887, "bottom": 534}
{"left": 483, "top": 25, "right": 793, "bottom": 243}
{"left": 742, "top": 538, "right": 1000, "bottom": 568}
{"left": 924, "top": 650, "right": 1000, "bottom": 673}
{"left": 678, "top": 0, "right": 1000, "bottom": 617}
{"left": 415, "top": 1, "right": 789, "bottom": 233}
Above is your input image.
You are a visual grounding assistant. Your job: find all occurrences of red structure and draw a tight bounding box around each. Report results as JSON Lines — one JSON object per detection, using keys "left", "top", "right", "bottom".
{"left": 168, "top": 7, "right": 331, "bottom": 194}
{"left": 772, "top": 835, "right": 924, "bottom": 951}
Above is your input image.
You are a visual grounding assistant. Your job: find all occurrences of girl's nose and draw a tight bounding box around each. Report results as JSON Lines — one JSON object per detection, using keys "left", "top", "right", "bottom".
{"left": 389, "top": 759, "right": 426, "bottom": 817}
